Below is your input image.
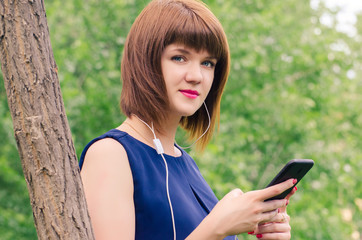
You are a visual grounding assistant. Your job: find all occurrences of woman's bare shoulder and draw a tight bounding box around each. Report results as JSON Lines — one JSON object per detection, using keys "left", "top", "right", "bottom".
{"left": 86, "top": 137, "right": 127, "bottom": 157}
{"left": 81, "top": 137, "right": 131, "bottom": 184}
{"left": 83, "top": 137, "right": 128, "bottom": 166}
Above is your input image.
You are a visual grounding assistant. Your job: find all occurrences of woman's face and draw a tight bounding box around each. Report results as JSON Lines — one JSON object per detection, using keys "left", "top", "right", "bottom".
{"left": 161, "top": 43, "right": 217, "bottom": 118}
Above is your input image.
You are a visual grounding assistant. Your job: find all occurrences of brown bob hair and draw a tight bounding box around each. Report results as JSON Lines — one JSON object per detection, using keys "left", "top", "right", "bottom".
{"left": 120, "top": 0, "right": 230, "bottom": 151}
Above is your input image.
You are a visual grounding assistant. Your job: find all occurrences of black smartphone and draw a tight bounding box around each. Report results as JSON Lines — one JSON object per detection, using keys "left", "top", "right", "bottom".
{"left": 265, "top": 159, "right": 314, "bottom": 201}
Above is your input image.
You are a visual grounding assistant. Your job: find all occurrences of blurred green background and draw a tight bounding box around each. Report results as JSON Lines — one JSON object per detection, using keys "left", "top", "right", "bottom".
{"left": 0, "top": 0, "right": 361, "bottom": 239}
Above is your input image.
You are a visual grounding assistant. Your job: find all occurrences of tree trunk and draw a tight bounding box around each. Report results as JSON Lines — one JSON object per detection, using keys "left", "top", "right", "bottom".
{"left": 0, "top": 0, "right": 94, "bottom": 239}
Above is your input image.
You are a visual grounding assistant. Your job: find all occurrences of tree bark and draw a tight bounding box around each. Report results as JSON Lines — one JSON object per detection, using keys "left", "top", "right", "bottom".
{"left": 0, "top": 0, "right": 94, "bottom": 239}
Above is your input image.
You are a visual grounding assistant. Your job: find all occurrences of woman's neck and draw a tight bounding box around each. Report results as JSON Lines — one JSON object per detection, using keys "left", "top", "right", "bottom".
{"left": 118, "top": 115, "right": 181, "bottom": 157}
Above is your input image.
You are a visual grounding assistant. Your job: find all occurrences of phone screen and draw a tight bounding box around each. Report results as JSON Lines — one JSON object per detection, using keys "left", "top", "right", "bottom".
{"left": 265, "top": 159, "right": 314, "bottom": 201}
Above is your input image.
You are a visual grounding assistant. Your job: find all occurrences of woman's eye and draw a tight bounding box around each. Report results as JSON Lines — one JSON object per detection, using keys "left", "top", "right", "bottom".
{"left": 202, "top": 61, "right": 215, "bottom": 68}
{"left": 171, "top": 56, "right": 185, "bottom": 62}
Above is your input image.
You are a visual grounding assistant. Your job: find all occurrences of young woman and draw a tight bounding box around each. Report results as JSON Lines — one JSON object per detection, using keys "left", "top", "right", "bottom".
{"left": 79, "top": 0, "right": 297, "bottom": 239}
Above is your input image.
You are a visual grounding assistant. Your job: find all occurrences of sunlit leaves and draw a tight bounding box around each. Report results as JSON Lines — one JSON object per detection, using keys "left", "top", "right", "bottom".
{"left": 0, "top": 0, "right": 361, "bottom": 239}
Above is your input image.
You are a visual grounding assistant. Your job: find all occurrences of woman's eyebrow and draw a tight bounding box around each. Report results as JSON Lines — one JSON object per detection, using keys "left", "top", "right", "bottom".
{"left": 205, "top": 56, "right": 218, "bottom": 61}
{"left": 172, "top": 48, "right": 191, "bottom": 54}
{"left": 172, "top": 48, "right": 217, "bottom": 60}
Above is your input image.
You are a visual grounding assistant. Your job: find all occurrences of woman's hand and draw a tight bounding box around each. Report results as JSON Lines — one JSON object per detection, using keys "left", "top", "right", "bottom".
{"left": 188, "top": 178, "right": 297, "bottom": 239}
{"left": 250, "top": 211, "right": 291, "bottom": 239}
{"left": 249, "top": 186, "right": 298, "bottom": 240}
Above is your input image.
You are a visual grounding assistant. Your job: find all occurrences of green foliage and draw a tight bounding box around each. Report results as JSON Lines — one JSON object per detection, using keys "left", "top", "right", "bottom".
{"left": 0, "top": 0, "right": 361, "bottom": 239}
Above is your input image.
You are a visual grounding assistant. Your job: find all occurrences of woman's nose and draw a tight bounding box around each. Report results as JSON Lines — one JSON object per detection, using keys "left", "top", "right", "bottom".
{"left": 185, "top": 63, "right": 203, "bottom": 84}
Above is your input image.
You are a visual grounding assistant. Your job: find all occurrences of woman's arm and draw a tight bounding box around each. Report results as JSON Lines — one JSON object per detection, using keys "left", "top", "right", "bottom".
{"left": 186, "top": 179, "right": 296, "bottom": 240}
{"left": 80, "top": 138, "right": 135, "bottom": 240}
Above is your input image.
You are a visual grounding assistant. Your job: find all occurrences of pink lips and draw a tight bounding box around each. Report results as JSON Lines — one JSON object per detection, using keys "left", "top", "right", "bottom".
{"left": 179, "top": 89, "right": 199, "bottom": 99}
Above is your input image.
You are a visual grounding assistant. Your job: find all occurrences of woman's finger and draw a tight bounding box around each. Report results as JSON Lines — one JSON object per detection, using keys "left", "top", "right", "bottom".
{"left": 279, "top": 186, "right": 297, "bottom": 213}
{"left": 257, "top": 221, "right": 291, "bottom": 233}
{"left": 259, "top": 209, "right": 278, "bottom": 224}
{"left": 261, "top": 199, "right": 289, "bottom": 213}
{"left": 257, "top": 179, "right": 296, "bottom": 201}
{"left": 266, "top": 212, "right": 290, "bottom": 223}
{"left": 254, "top": 231, "right": 291, "bottom": 240}
{"left": 285, "top": 186, "right": 297, "bottom": 200}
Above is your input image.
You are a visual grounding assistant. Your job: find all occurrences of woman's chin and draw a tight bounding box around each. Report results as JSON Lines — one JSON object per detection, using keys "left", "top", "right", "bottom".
{"left": 169, "top": 102, "right": 203, "bottom": 118}
{"left": 181, "top": 108, "right": 200, "bottom": 118}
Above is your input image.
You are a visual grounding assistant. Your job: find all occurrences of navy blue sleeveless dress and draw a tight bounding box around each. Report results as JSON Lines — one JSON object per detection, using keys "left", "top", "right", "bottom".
{"left": 79, "top": 129, "right": 236, "bottom": 240}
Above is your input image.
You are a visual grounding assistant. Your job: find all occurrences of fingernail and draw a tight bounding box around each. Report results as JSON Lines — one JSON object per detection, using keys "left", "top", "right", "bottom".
{"left": 294, "top": 186, "right": 298, "bottom": 191}
{"left": 293, "top": 179, "right": 297, "bottom": 184}
{"left": 248, "top": 231, "right": 254, "bottom": 235}
{"left": 286, "top": 199, "right": 289, "bottom": 206}
{"left": 256, "top": 234, "right": 263, "bottom": 238}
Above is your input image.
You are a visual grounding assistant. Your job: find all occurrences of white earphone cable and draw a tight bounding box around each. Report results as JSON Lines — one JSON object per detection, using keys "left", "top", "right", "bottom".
{"left": 160, "top": 153, "right": 176, "bottom": 240}
{"left": 178, "top": 102, "right": 211, "bottom": 150}
{"left": 134, "top": 115, "right": 176, "bottom": 240}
